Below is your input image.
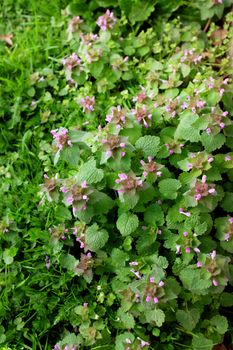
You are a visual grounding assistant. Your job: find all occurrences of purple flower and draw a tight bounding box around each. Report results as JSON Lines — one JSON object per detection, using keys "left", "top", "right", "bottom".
{"left": 196, "top": 261, "right": 203, "bottom": 267}
{"left": 96, "top": 10, "right": 117, "bottom": 31}
{"left": 80, "top": 96, "right": 95, "bottom": 112}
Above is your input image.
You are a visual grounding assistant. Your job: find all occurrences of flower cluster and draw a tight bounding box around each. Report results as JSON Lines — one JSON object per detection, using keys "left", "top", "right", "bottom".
{"left": 96, "top": 10, "right": 117, "bottom": 31}
{"left": 115, "top": 172, "right": 143, "bottom": 194}
{"left": 80, "top": 96, "right": 95, "bottom": 112}
{"left": 193, "top": 175, "right": 216, "bottom": 201}
{"left": 51, "top": 128, "right": 72, "bottom": 151}
{"left": 61, "top": 180, "right": 92, "bottom": 214}
{"left": 131, "top": 105, "right": 152, "bottom": 128}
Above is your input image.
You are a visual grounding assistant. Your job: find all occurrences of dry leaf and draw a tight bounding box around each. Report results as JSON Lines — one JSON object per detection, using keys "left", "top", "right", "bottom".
{"left": 0, "top": 34, "right": 13, "bottom": 46}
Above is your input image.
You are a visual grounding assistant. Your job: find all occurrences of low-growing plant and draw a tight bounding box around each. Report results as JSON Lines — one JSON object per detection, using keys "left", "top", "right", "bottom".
{"left": 1, "top": 0, "right": 233, "bottom": 349}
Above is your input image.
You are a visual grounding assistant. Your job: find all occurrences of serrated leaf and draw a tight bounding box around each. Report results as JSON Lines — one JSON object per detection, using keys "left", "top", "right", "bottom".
{"left": 200, "top": 133, "right": 225, "bottom": 152}
{"left": 111, "top": 248, "right": 128, "bottom": 267}
{"left": 176, "top": 309, "right": 200, "bottom": 331}
{"left": 60, "top": 144, "right": 80, "bottom": 167}
{"left": 174, "top": 113, "right": 200, "bottom": 142}
{"left": 135, "top": 135, "right": 160, "bottom": 157}
{"left": 192, "top": 334, "right": 213, "bottom": 350}
{"left": 159, "top": 178, "right": 181, "bottom": 199}
{"left": 116, "top": 212, "right": 139, "bottom": 236}
{"left": 77, "top": 159, "right": 104, "bottom": 184}
{"left": 118, "top": 309, "right": 135, "bottom": 329}
{"left": 210, "top": 315, "right": 228, "bottom": 334}
{"left": 144, "top": 204, "right": 164, "bottom": 226}
{"left": 129, "top": 0, "right": 157, "bottom": 23}
{"left": 85, "top": 224, "right": 109, "bottom": 252}
{"left": 179, "top": 268, "right": 212, "bottom": 295}
{"left": 145, "top": 309, "right": 165, "bottom": 327}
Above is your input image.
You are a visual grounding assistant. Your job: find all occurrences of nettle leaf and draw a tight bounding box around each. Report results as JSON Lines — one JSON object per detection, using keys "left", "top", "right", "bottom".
{"left": 60, "top": 144, "right": 80, "bottom": 167}
{"left": 3, "top": 247, "right": 17, "bottom": 265}
{"left": 176, "top": 308, "right": 200, "bottom": 331}
{"left": 91, "top": 191, "right": 114, "bottom": 215}
{"left": 115, "top": 332, "right": 135, "bottom": 350}
{"left": 59, "top": 253, "right": 78, "bottom": 272}
{"left": 200, "top": 133, "right": 225, "bottom": 152}
{"left": 117, "top": 308, "right": 135, "bottom": 329}
{"left": 135, "top": 136, "right": 160, "bottom": 157}
{"left": 76, "top": 158, "right": 104, "bottom": 184}
{"left": 144, "top": 204, "right": 164, "bottom": 226}
{"left": 158, "top": 178, "right": 181, "bottom": 199}
{"left": 128, "top": 0, "right": 157, "bottom": 23}
{"left": 85, "top": 224, "right": 109, "bottom": 252}
{"left": 145, "top": 309, "right": 165, "bottom": 327}
{"left": 179, "top": 267, "right": 212, "bottom": 295}
{"left": 192, "top": 333, "right": 213, "bottom": 350}
{"left": 210, "top": 315, "right": 228, "bottom": 334}
{"left": 174, "top": 113, "right": 201, "bottom": 142}
{"left": 111, "top": 248, "right": 129, "bottom": 267}
{"left": 116, "top": 212, "right": 139, "bottom": 236}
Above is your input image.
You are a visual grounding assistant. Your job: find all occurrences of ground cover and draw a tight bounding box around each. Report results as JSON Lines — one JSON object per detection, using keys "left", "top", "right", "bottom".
{"left": 0, "top": 0, "right": 233, "bottom": 349}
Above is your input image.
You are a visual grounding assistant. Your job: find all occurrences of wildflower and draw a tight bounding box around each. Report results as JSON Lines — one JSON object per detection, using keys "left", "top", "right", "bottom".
{"left": 149, "top": 277, "right": 155, "bottom": 283}
{"left": 67, "top": 16, "right": 83, "bottom": 34}
{"left": 183, "top": 231, "right": 189, "bottom": 237}
{"left": 62, "top": 53, "right": 82, "bottom": 71}
{"left": 80, "top": 33, "right": 98, "bottom": 46}
{"left": 210, "top": 250, "right": 216, "bottom": 260}
{"left": 51, "top": 127, "right": 72, "bottom": 151}
{"left": 153, "top": 297, "right": 159, "bottom": 304}
{"left": 129, "top": 261, "right": 138, "bottom": 266}
{"left": 80, "top": 96, "right": 95, "bottom": 112}
{"left": 135, "top": 293, "right": 140, "bottom": 302}
{"left": 185, "top": 247, "right": 191, "bottom": 253}
{"left": 158, "top": 281, "right": 164, "bottom": 287}
{"left": 146, "top": 295, "right": 151, "bottom": 302}
{"left": 140, "top": 157, "right": 163, "bottom": 178}
{"left": 131, "top": 105, "right": 152, "bottom": 128}
{"left": 194, "top": 175, "right": 216, "bottom": 201}
{"left": 137, "top": 337, "right": 150, "bottom": 348}
{"left": 179, "top": 208, "right": 191, "bottom": 217}
{"left": 212, "top": 279, "right": 219, "bottom": 286}
{"left": 106, "top": 105, "right": 127, "bottom": 129}
{"left": 197, "top": 261, "right": 203, "bottom": 267}
{"left": 45, "top": 256, "right": 51, "bottom": 269}
{"left": 115, "top": 172, "right": 143, "bottom": 194}
{"left": 96, "top": 10, "right": 117, "bottom": 31}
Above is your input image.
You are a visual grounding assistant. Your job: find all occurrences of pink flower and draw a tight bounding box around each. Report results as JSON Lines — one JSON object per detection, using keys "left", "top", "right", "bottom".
{"left": 179, "top": 208, "right": 191, "bottom": 217}
{"left": 80, "top": 96, "right": 95, "bottom": 112}
{"left": 153, "top": 297, "right": 159, "bottom": 304}
{"left": 196, "top": 261, "right": 203, "bottom": 267}
{"left": 212, "top": 279, "right": 219, "bottom": 286}
{"left": 146, "top": 296, "right": 151, "bottom": 302}
{"left": 96, "top": 10, "right": 117, "bottom": 31}
{"left": 183, "top": 231, "right": 189, "bottom": 237}
{"left": 149, "top": 277, "right": 155, "bottom": 283}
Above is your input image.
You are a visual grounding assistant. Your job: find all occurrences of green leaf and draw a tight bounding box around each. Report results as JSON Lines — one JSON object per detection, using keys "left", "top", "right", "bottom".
{"left": 116, "top": 212, "right": 139, "bottom": 236}
{"left": 210, "top": 315, "right": 228, "bottom": 334}
{"left": 174, "top": 113, "right": 200, "bottom": 142}
{"left": 158, "top": 178, "right": 181, "bottom": 199}
{"left": 135, "top": 136, "right": 160, "bottom": 157}
{"left": 91, "top": 191, "right": 114, "bottom": 215}
{"left": 200, "top": 133, "right": 225, "bottom": 152}
{"left": 85, "top": 224, "right": 109, "bottom": 252}
{"left": 111, "top": 248, "right": 129, "bottom": 267}
{"left": 59, "top": 254, "right": 78, "bottom": 271}
{"left": 3, "top": 247, "right": 17, "bottom": 265}
{"left": 144, "top": 204, "right": 164, "bottom": 226}
{"left": 176, "top": 309, "right": 200, "bottom": 331}
{"left": 179, "top": 267, "right": 212, "bottom": 295}
{"left": 118, "top": 308, "right": 135, "bottom": 329}
{"left": 128, "top": 0, "right": 157, "bottom": 23}
{"left": 145, "top": 309, "right": 165, "bottom": 327}
{"left": 192, "top": 334, "right": 213, "bottom": 350}
{"left": 77, "top": 158, "right": 104, "bottom": 184}
{"left": 220, "top": 192, "right": 233, "bottom": 212}
{"left": 220, "top": 292, "right": 233, "bottom": 307}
